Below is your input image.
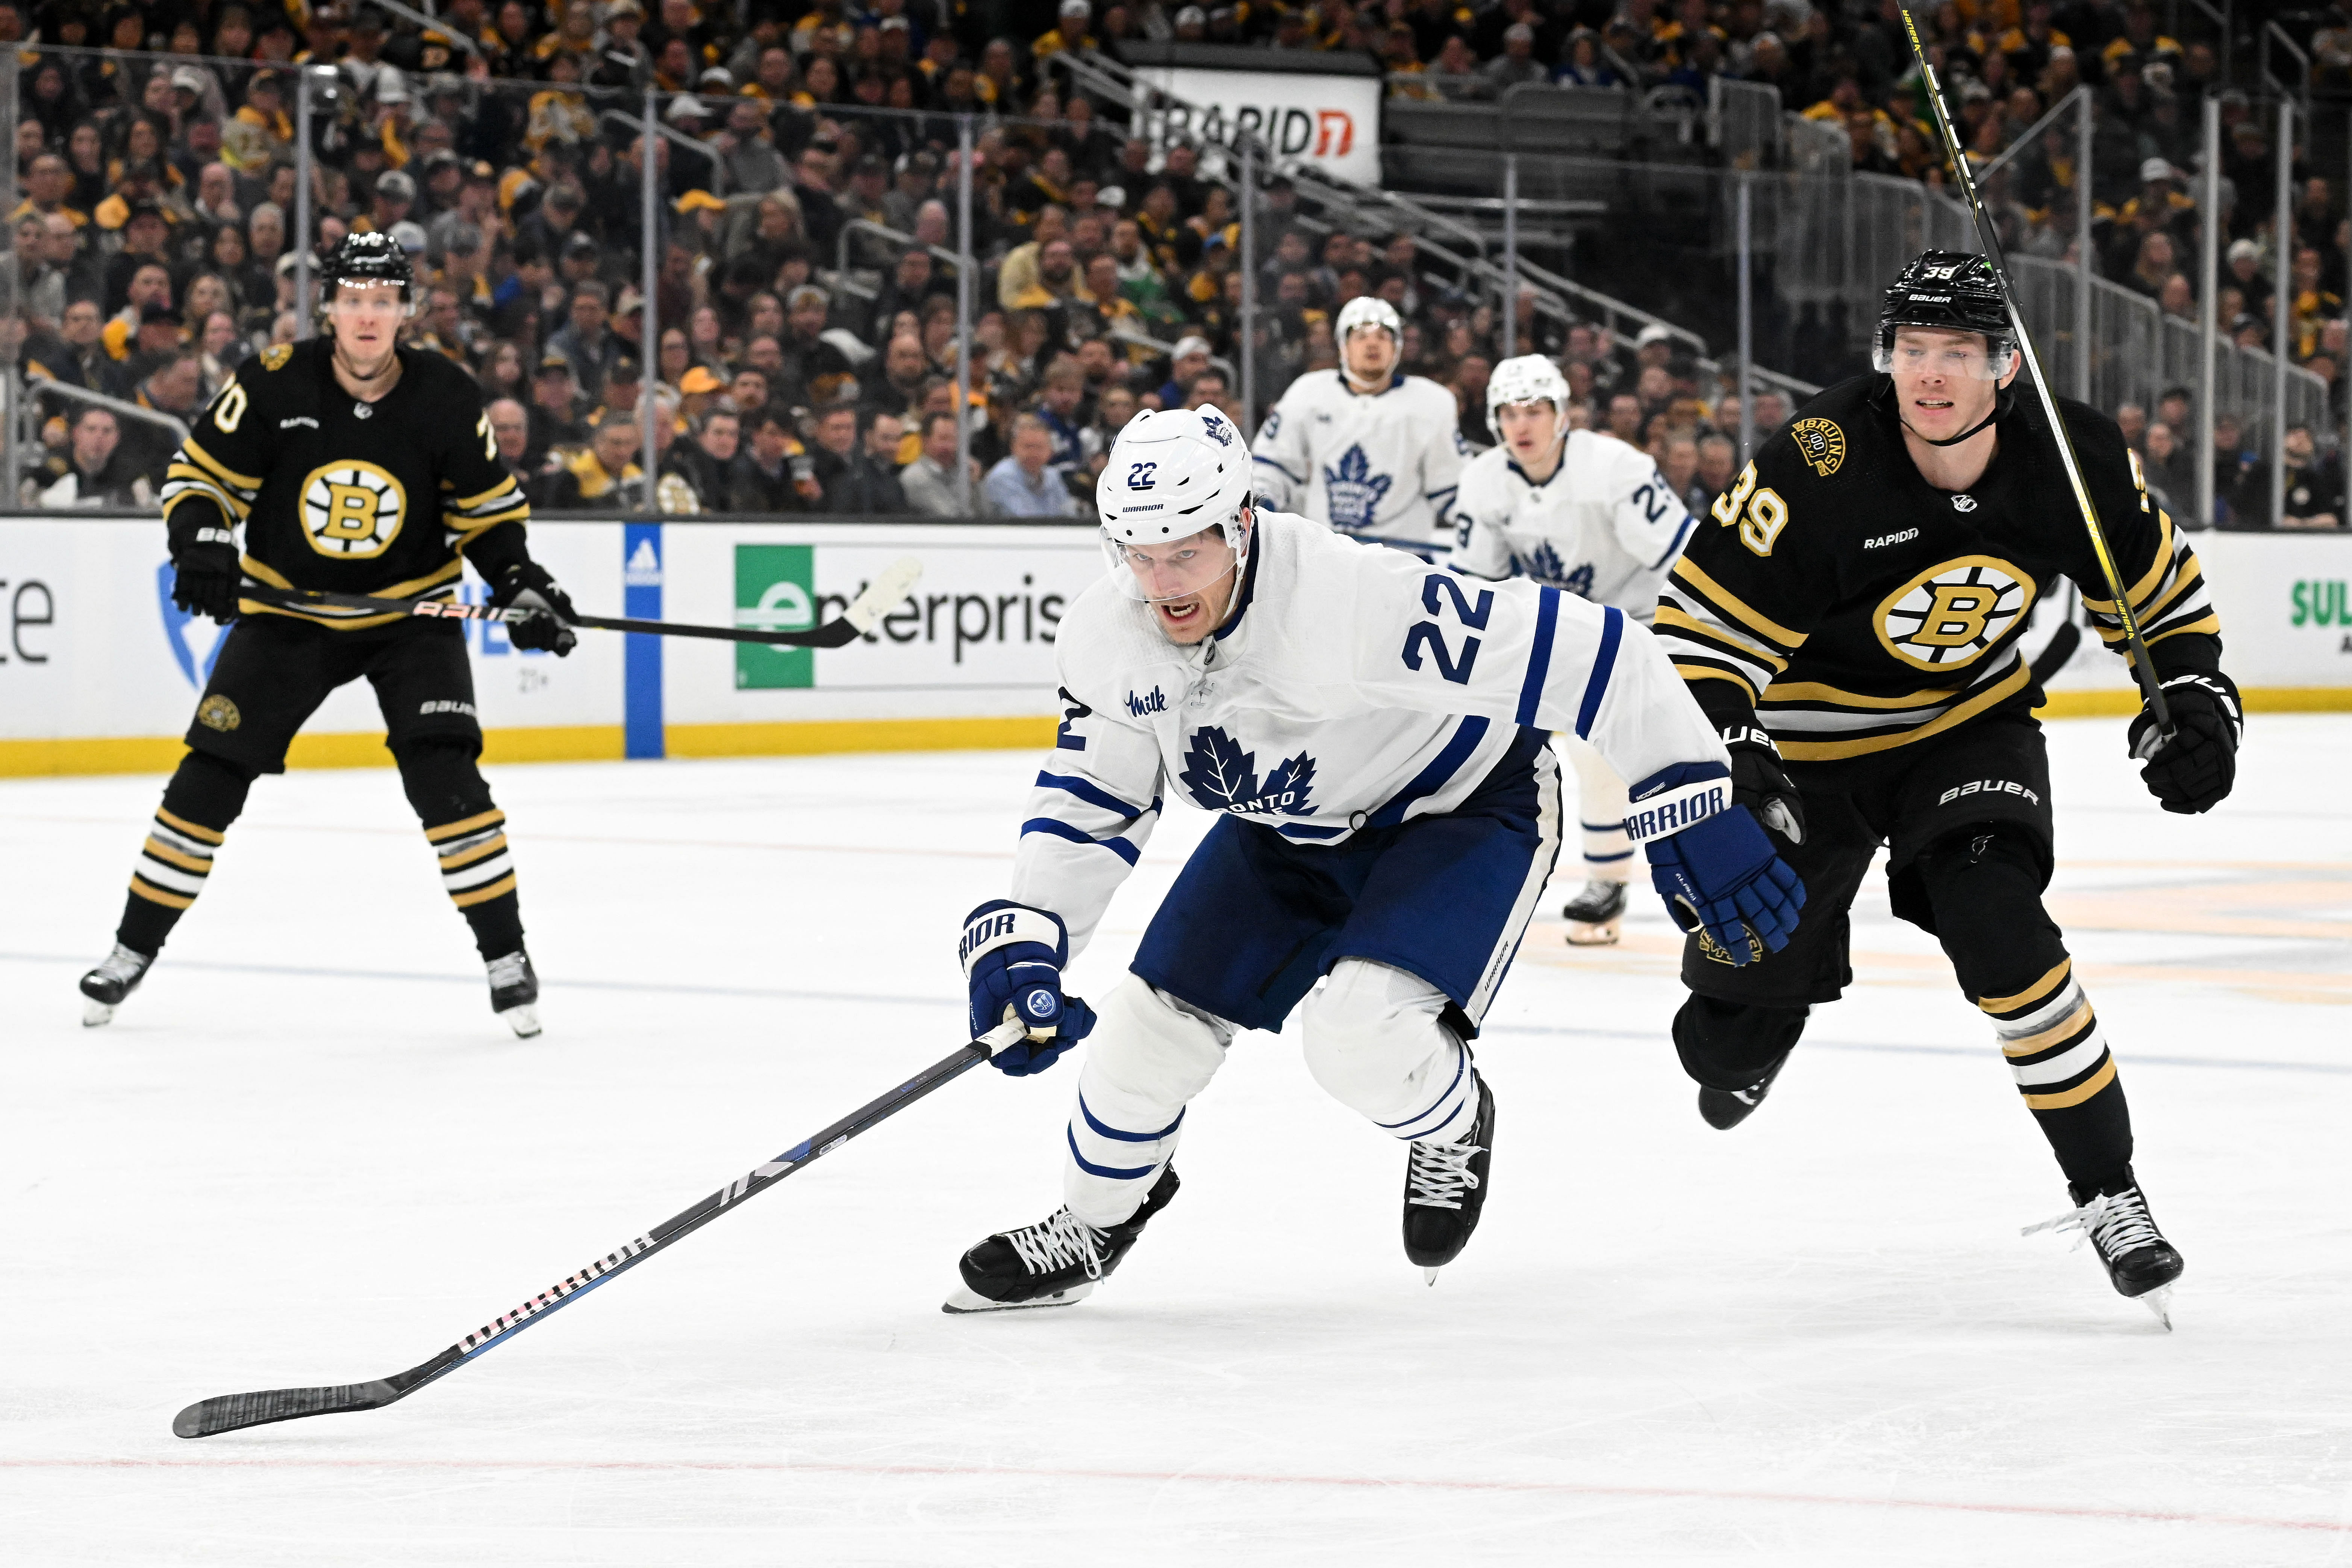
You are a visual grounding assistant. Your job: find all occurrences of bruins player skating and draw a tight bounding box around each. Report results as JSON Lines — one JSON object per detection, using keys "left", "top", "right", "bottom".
{"left": 1454, "top": 354, "right": 1703, "bottom": 944}
{"left": 1653, "top": 252, "right": 2239, "bottom": 1324}
{"left": 78, "top": 233, "right": 577, "bottom": 1037}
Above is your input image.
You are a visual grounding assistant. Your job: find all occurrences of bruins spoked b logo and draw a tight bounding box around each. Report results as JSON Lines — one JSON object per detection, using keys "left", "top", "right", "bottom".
{"left": 1875, "top": 555, "right": 2035, "bottom": 672}
{"left": 299, "top": 460, "right": 406, "bottom": 559}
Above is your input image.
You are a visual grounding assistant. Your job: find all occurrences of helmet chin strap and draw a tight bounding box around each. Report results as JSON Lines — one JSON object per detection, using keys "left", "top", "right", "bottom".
{"left": 1903, "top": 381, "right": 2016, "bottom": 447}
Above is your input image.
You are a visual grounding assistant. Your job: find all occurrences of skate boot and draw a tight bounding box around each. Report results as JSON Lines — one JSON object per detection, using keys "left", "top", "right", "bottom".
{"left": 1404, "top": 1076, "right": 1496, "bottom": 1283}
{"left": 485, "top": 949, "right": 541, "bottom": 1038}
{"left": 1561, "top": 879, "right": 1629, "bottom": 946}
{"left": 1698, "top": 1052, "right": 1788, "bottom": 1130}
{"left": 2023, "top": 1166, "right": 2185, "bottom": 1329}
{"left": 79, "top": 943, "right": 155, "bottom": 1028}
{"left": 945, "top": 1165, "right": 1180, "bottom": 1313}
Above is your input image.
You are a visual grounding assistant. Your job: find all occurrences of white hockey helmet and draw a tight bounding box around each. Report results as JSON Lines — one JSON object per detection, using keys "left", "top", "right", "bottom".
{"left": 1335, "top": 295, "right": 1402, "bottom": 347}
{"left": 1485, "top": 353, "right": 1572, "bottom": 440}
{"left": 1097, "top": 406, "right": 1255, "bottom": 603}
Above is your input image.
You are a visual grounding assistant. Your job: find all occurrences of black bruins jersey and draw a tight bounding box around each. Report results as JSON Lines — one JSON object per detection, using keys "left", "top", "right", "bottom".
{"left": 161, "top": 339, "right": 531, "bottom": 632}
{"left": 1656, "top": 375, "right": 2220, "bottom": 762}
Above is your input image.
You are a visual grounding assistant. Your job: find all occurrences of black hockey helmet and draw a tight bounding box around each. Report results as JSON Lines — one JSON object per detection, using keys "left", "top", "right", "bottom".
{"left": 317, "top": 230, "right": 418, "bottom": 315}
{"left": 1874, "top": 250, "right": 2017, "bottom": 378}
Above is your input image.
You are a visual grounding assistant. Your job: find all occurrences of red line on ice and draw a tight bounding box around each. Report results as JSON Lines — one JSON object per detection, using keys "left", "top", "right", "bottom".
{"left": 5, "top": 1456, "right": 2346, "bottom": 1534}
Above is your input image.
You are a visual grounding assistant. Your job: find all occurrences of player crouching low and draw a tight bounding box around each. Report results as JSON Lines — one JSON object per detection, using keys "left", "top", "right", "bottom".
{"left": 1454, "top": 355, "right": 1705, "bottom": 944}
{"left": 77, "top": 232, "right": 576, "bottom": 1037}
{"left": 944, "top": 407, "right": 1804, "bottom": 1312}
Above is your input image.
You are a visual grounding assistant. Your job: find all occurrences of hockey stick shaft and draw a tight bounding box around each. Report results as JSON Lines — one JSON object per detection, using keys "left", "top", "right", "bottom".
{"left": 1898, "top": 8, "right": 2175, "bottom": 754}
{"left": 236, "top": 555, "right": 924, "bottom": 651}
{"left": 173, "top": 1019, "right": 1023, "bottom": 1439}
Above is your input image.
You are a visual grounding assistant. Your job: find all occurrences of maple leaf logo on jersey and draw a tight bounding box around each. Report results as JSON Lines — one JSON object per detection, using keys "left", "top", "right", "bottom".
{"left": 1321, "top": 445, "right": 1393, "bottom": 533}
{"left": 1513, "top": 541, "right": 1594, "bottom": 599}
{"left": 1178, "top": 727, "right": 1318, "bottom": 818}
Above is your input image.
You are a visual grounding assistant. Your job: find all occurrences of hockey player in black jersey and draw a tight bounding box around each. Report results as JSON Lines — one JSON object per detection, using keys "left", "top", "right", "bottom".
{"left": 1652, "top": 252, "right": 2241, "bottom": 1324}
{"left": 78, "top": 232, "right": 579, "bottom": 1038}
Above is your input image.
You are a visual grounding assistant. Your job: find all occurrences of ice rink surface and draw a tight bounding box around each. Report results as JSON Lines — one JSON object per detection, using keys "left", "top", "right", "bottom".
{"left": 5, "top": 716, "right": 2351, "bottom": 1565}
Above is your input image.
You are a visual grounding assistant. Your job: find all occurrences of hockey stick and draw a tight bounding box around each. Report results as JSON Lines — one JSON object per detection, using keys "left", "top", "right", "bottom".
{"left": 1898, "top": 8, "right": 2175, "bottom": 757}
{"left": 238, "top": 554, "right": 923, "bottom": 651}
{"left": 173, "top": 1017, "right": 1025, "bottom": 1439}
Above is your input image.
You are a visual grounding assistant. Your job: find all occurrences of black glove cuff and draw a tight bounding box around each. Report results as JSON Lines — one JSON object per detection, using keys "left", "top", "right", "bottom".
{"left": 465, "top": 523, "right": 533, "bottom": 593}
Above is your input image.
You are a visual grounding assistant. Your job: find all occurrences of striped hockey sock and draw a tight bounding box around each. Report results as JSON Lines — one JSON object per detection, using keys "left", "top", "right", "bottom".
{"left": 1981, "top": 957, "right": 2132, "bottom": 1190}
{"left": 123, "top": 806, "right": 224, "bottom": 930}
{"left": 1582, "top": 817, "right": 1634, "bottom": 882}
{"left": 426, "top": 808, "right": 524, "bottom": 958}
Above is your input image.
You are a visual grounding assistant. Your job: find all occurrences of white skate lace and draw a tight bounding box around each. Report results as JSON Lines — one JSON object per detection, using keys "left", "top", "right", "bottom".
{"left": 485, "top": 952, "right": 530, "bottom": 990}
{"left": 2022, "top": 1188, "right": 2162, "bottom": 1260}
{"left": 1405, "top": 1137, "right": 1484, "bottom": 1211}
{"left": 90, "top": 944, "right": 149, "bottom": 984}
{"left": 1006, "top": 1208, "right": 1110, "bottom": 1279}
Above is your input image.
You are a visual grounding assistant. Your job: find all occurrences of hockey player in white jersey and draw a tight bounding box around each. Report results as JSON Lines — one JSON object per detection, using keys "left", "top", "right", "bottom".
{"left": 1455, "top": 354, "right": 1703, "bottom": 944}
{"left": 945, "top": 407, "right": 1803, "bottom": 1312}
{"left": 1251, "top": 297, "right": 1470, "bottom": 559}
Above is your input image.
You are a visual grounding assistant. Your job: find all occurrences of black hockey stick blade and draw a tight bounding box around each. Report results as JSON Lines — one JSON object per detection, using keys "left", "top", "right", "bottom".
{"left": 236, "top": 556, "right": 922, "bottom": 650}
{"left": 174, "top": 1016, "right": 1021, "bottom": 1440}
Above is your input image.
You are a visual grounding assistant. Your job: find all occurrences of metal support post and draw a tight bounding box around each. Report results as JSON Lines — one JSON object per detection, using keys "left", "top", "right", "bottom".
{"left": 2344, "top": 111, "right": 2352, "bottom": 476}
{"left": 295, "top": 67, "right": 318, "bottom": 336}
{"left": 1, "top": 53, "right": 20, "bottom": 500}
{"left": 1737, "top": 175, "right": 1755, "bottom": 466}
{"left": 2272, "top": 98, "right": 2293, "bottom": 528}
{"left": 1501, "top": 154, "right": 1519, "bottom": 362}
{"left": 2198, "top": 95, "right": 2220, "bottom": 527}
{"left": 1240, "top": 136, "right": 1258, "bottom": 433}
{"left": 954, "top": 116, "right": 975, "bottom": 516}
{"left": 2074, "top": 86, "right": 2093, "bottom": 403}
{"left": 640, "top": 82, "right": 660, "bottom": 514}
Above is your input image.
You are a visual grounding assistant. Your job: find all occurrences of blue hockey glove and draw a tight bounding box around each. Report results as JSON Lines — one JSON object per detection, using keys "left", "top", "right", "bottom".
{"left": 1630, "top": 762, "right": 1806, "bottom": 967}
{"left": 959, "top": 899, "right": 1098, "bottom": 1076}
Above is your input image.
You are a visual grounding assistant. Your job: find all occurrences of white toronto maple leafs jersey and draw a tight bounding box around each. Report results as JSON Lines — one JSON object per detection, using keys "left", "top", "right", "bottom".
{"left": 1451, "top": 430, "right": 1698, "bottom": 621}
{"left": 1251, "top": 371, "right": 1469, "bottom": 558}
{"left": 1008, "top": 509, "right": 1729, "bottom": 957}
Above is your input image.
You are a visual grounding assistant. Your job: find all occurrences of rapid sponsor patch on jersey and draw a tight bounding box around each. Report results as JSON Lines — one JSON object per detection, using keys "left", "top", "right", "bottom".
{"left": 1789, "top": 418, "right": 1845, "bottom": 477}
{"left": 1321, "top": 446, "right": 1393, "bottom": 532}
{"left": 1874, "top": 555, "right": 2035, "bottom": 672}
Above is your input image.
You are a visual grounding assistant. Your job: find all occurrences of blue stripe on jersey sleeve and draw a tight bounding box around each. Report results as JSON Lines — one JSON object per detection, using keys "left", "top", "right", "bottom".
{"left": 1648, "top": 510, "right": 1698, "bottom": 571}
{"left": 1252, "top": 454, "right": 1305, "bottom": 482}
{"left": 1036, "top": 770, "right": 1155, "bottom": 820}
{"left": 1366, "top": 714, "right": 1491, "bottom": 831}
{"left": 1021, "top": 817, "right": 1143, "bottom": 865}
{"left": 1574, "top": 606, "right": 1624, "bottom": 740}
{"left": 1516, "top": 586, "right": 1561, "bottom": 728}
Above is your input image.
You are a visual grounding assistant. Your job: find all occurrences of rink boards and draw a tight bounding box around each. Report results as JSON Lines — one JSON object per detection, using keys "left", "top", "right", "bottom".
{"left": 0, "top": 515, "right": 2346, "bottom": 776}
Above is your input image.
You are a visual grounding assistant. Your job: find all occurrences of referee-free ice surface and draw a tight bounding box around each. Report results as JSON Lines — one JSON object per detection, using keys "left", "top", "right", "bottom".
{"left": 4, "top": 718, "right": 2350, "bottom": 1566}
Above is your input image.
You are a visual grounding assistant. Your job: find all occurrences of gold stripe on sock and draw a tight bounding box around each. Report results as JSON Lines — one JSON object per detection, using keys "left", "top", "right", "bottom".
{"left": 141, "top": 837, "right": 214, "bottom": 875}
{"left": 1980, "top": 958, "right": 2073, "bottom": 1016}
{"left": 154, "top": 807, "right": 226, "bottom": 846}
{"left": 450, "top": 873, "right": 517, "bottom": 908}
{"left": 2023, "top": 1056, "right": 2118, "bottom": 1110}
{"left": 2001, "top": 1001, "right": 2095, "bottom": 1058}
{"left": 437, "top": 834, "right": 509, "bottom": 870}
{"left": 128, "top": 874, "right": 195, "bottom": 910}
{"left": 426, "top": 808, "right": 506, "bottom": 845}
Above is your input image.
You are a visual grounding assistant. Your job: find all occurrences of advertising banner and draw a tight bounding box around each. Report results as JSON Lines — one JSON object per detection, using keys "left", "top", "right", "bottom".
{"left": 1136, "top": 65, "right": 1384, "bottom": 188}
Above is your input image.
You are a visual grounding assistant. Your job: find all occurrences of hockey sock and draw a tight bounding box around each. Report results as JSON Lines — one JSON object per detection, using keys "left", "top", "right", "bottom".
{"left": 1301, "top": 960, "right": 1483, "bottom": 1144}
{"left": 1672, "top": 995, "right": 1807, "bottom": 1090}
{"left": 1062, "top": 978, "right": 1230, "bottom": 1229}
{"left": 396, "top": 740, "right": 523, "bottom": 960}
{"left": 1919, "top": 829, "right": 2132, "bottom": 1191}
{"left": 117, "top": 750, "right": 254, "bottom": 955}
{"left": 1582, "top": 819, "right": 1634, "bottom": 883}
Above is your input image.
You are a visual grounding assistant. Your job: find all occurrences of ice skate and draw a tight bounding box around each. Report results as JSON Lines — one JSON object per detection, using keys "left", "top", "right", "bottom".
{"left": 485, "top": 949, "right": 541, "bottom": 1038}
{"left": 2023, "top": 1168, "right": 2184, "bottom": 1329}
{"left": 945, "top": 1165, "right": 1180, "bottom": 1313}
{"left": 1404, "top": 1077, "right": 1496, "bottom": 1282}
{"left": 1561, "top": 878, "right": 1628, "bottom": 946}
{"left": 1698, "top": 1052, "right": 1787, "bottom": 1131}
{"left": 78, "top": 943, "right": 154, "bottom": 1027}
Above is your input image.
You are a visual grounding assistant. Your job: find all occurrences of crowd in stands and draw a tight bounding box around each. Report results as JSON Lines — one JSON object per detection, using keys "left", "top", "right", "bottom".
{"left": 3, "top": 0, "right": 2338, "bottom": 526}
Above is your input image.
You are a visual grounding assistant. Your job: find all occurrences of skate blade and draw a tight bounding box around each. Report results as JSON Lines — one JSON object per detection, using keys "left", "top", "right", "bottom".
{"left": 941, "top": 1281, "right": 1095, "bottom": 1314}
{"left": 2136, "top": 1284, "right": 2175, "bottom": 1331}
{"left": 499, "top": 1004, "right": 542, "bottom": 1040}
{"left": 81, "top": 998, "right": 115, "bottom": 1028}
{"left": 1422, "top": 1267, "right": 1441, "bottom": 1286}
{"left": 1564, "top": 917, "right": 1622, "bottom": 947}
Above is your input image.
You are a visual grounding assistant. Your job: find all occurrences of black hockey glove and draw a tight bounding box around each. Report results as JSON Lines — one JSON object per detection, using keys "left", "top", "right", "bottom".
{"left": 2127, "top": 670, "right": 2240, "bottom": 815}
{"left": 170, "top": 536, "right": 244, "bottom": 625}
{"left": 491, "top": 561, "right": 578, "bottom": 657}
{"left": 1721, "top": 723, "right": 1805, "bottom": 846}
